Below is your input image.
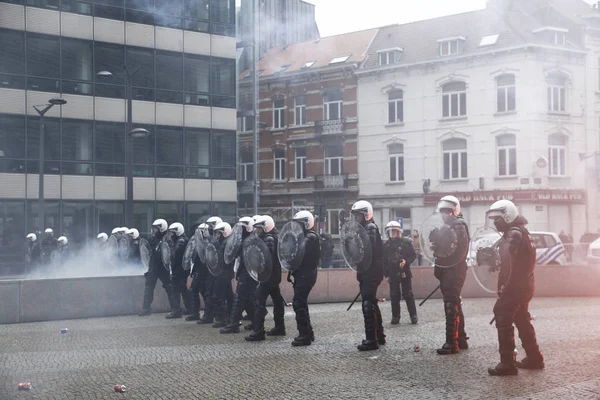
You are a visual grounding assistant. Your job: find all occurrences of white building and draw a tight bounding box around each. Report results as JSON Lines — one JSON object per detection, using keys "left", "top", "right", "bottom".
{"left": 356, "top": 0, "right": 600, "bottom": 241}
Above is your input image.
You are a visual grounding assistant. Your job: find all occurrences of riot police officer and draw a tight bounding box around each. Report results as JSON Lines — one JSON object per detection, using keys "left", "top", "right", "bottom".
{"left": 139, "top": 219, "right": 175, "bottom": 316}
{"left": 245, "top": 215, "right": 285, "bottom": 342}
{"left": 26, "top": 233, "right": 41, "bottom": 270}
{"left": 187, "top": 223, "right": 209, "bottom": 322}
{"left": 433, "top": 195, "right": 470, "bottom": 355}
{"left": 97, "top": 232, "right": 108, "bottom": 244}
{"left": 486, "top": 200, "right": 544, "bottom": 376}
{"left": 125, "top": 228, "right": 141, "bottom": 264}
{"left": 196, "top": 217, "right": 223, "bottom": 324}
{"left": 351, "top": 201, "right": 385, "bottom": 351}
{"left": 166, "top": 222, "right": 192, "bottom": 319}
{"left": 41, "top": 228, "right": 58, "bottom": 264}
{"left": 220, "top": 217, "right": 257, "bottom": 334}
{"left": 57, "top": 236, "right": 70, "bottom": 260}
{"left": 211, "top": 221, "right": 234, "bottom": 328}
{"left": 288, "top": 211, "right": 320, "bottom": 347}
{"left": 383, "top": 221, "right": 418, "bottom": 325}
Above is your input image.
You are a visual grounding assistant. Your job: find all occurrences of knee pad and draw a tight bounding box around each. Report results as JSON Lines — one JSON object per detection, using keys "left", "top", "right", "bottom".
{"left": 362, "top": 300, "right": 374, "bottom": 314}
{"left": 444, "top": 302, "right": 458, "bottom": 315}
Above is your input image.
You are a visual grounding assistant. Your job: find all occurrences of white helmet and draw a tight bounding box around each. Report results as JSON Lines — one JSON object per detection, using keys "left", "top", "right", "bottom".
{"left": 214, "top": 221, "right": 233, "bottom": 237}
{"left": 385, "top": 221, "right": 402, "bottom": 237}
{"left": 57, "top": 236, "right": 68, "bottom": 245}
{"left": 26, "top": 233, "right": 37, "bottom": 242}
{"left": 152, "top": 219, "right": 168, "bottom": 233}
{"left": 44, "top": 228, "right": 54, "bottom": 235}
{"left": 168, "top": 222, "right": 185, "bottom": 237}
{"left": 437, "top": 195, "right": 461, "bottom": 217}
{"left": 206, "top": 216, "right": 223, "bottom": 228}
{"left": 351, "top": 200, "right": 374, "bottom": 221}
{"left": 252, "top": 215, "right": 261, "bottom": 223}
{"left": 487, "top": 200, "right": 518, "bottom": 224}
{"left": 254, "top": 215, "right": 275, "bottom": 233}
{"left": 119, "top": 227, "right": 128, "bottom": 233}
{"left": 111, "top": 227, "right": 120, "bottom": 235}
{"left": 293, "top": 210, "right": 315, "bottom": 230}
{"left": 126, "top": 228, "right": 140, "bottom": 239}
{"left": 238, "top": 216, "right": 255, "bottom": 233}
{"left": 97, "top": 232, "right": 108, "bottom": 242}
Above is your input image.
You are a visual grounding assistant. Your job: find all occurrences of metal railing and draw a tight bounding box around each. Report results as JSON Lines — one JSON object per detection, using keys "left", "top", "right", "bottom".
{"left": 314, "top": 174, "right": 348, "bottom": 190}
{"left": 315, "top": 118, "right": 345, "bottom": 135}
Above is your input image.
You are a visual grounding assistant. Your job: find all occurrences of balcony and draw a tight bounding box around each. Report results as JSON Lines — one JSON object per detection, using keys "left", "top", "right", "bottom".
{"left": 315, "top": 118, "right": 345, "bottom": 135}
{"left": 314, "top": 174, "right": 349, "bottom": 191}
{"left": 237, "top": 180, "right": 254, "bottom": 194}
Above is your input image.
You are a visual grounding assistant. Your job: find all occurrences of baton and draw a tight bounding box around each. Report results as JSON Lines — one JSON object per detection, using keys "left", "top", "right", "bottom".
{"left": 346, "top": 291, "right": 361, "bottom": 311}
{"left": 489, "top": 316, "right": 496, "bottom": 325}
{"left": 419, "top": 284, "right": 441, "bottom": 306}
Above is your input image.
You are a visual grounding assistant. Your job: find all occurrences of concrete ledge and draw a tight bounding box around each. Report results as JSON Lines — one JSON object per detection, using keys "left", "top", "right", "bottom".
{"left": 2, "top": 265, "right": 600, "bottom": 324}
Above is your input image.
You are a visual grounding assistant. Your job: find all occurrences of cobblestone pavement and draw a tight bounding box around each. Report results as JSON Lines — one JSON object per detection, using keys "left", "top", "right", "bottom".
{"left": 1, "top": 297, "right": 599, "bottom": 400}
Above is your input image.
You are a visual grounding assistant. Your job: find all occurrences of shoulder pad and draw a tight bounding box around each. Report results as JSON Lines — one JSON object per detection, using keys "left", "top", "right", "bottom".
{"left": 306, "top": 231, "right": 319, "bottom": 241}
{"left": 365, "top": 222, "right": 378, "bottom": 232}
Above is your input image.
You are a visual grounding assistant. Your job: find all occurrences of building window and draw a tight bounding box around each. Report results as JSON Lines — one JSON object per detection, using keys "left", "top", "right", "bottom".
{"left": 95, "top": 121, "right": 125, "bottom": 163}
{"left": 295, "top": 95, "right": 306, "bottom": 126}
{"left": 378, "top": 50, "right": 401, "bottom": 66}
{"left": 27, "top": 117, "right": 60, "bottom": 161}
{"left": 184, "top": 0, "right": 209, "bottom": 20}
{"left": 62, "top": 119, "right": 92, "bottom": 164}
{"left": 131, "top": 124, "right": 155, "bottom": 165}
{"left": 327, "top": 209, "right": 341, "bottom": 236}
{"left": 240, "top": 150, "right": 254, "bottom": 181}
{"left": 184, "top": 54, "right": 210, "bottom": 94}
{"left": 324, "top": 146, "right": 343, "bottom": 176}
{"left": 127, "top": 46, "right": 154, "bottom": 88}
{"left": 156, "top": 126, "right": 183, "bottom": 165}
{"left": 61, "top": 38, "right": 93, "bottom": 82}
{"left": 442, "top": 81, "right": 467, "bottom": 118}
{"left": 156, "top": 51, "right": 183, "bottom": 91}
{"left": 237, "top": 115, "right": 254, "bottom": 132}
{"left": 27, "top": 33, "right": 60, "bottom": 78}
{"left": 273, "top": 99, "right": 285, "bottom": 129}
{"left": 388, "top": 143, "right": 404, "bottom": 182}
{"left": 548, "top": 134, "right": 567, "bottom": 177}
{"left": 184, "top": 127, "right": 209, "bottom": 169}
{"left": 0, "top": 114, "right": 26, "bottom": 160}
{"left": 295, "top": 147, "right": 306, "bottom": 179}
{"left": 211, "top": 130, "right": 236, "bottom": 179}
{"left": 388, "top": 89, "right": 404, "bottom": 123}
{"left": 0, "top": 29, "right": 25, "bottom": 75}
{"left": 273, "top": 148, "right": 286, "bottom": 180}
{"left": 442, "top": 138, "right": 467, "bottom": 180}
{"left": 554, "top": 31, "right": 566, "bottom": 45}
{"left": 211, "top": 57, "right": 235, "bottom": 101}
{"left": 496, "top": 74, "right": 516, "bottom": 113}
{"left": 439, "top": 39, "right": 463, "bottom": 56}
{"left": 324, "top": 90, "right": 342, "bottom": 120}
{"left": 496, "top": 134, "right": 517, "bottom": 176}
{"left": 94, "top": 42, "right": 125, "bottom": 85}
{"left": 547, "top": 73, "right": 566, "bottom": 112}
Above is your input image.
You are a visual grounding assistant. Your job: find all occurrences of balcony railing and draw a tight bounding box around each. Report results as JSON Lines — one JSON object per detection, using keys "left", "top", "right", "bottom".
{"left": 315, "top": 118, "right": 345, "bottom": 135}
{"left": 314, "top": 174, "right": 348, "bottom": 190}
{"left": 237, "top": 180, "right": 254, "bottom": 194}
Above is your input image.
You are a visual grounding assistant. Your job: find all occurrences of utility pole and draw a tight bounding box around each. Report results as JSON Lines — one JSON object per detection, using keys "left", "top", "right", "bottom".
{"left": 252, "top": 0, "right": 260, "bottom": 216}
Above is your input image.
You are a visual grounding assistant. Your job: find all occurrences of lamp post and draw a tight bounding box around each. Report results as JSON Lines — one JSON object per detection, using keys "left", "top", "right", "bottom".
{"left": 97, "top": 68, "right": 146, "bottom": 227}
{"left": 33, "top": 98, "right": 67, "bottom": 230}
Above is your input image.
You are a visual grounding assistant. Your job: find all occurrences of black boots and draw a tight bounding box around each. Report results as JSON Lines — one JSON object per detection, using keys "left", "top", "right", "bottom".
{"left": 489, "top": 326, "right": 518, "bottom": 376}
{"left": 357, "top": 301, "right": 379, "bottom": 351}
{"left": 517, "top": 355, "right": 545, "bottom": 370}
{"left": 267, "top": 325, "right": 287, "bottom": 337}
{"left": 437, "top": 302, "right": 460, "bottom": 355}
{"left": 219, "top": 324, "right": 240, "bottom": 334}
{"left": 457, "top": 302, "right": 469, "bottom": 349}
{"left": 391, "top": 316, "right": 400, "bottom": 325}
{"left": 391, "top": 296, "right": 400, "bottom": 325}
{"left": 165, "top": 311, "right": 182, "bottom": 319}
{"left": 245, "top": 329, "right": 265, "bottom": 342}
{"left": 516, "top": 312, "right": 544, "bottom": 370}
{"left": 405, "top": 293, "right": 418, "bottom": 325}
{"left": 138, "top": 308, "right": 151, "bottom": 316}
{"left": 291, "top": 308, "right": 310, "bottom": 346}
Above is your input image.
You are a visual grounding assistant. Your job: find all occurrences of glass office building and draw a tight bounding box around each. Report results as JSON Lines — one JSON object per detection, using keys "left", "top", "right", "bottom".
{"left": 0, "top": 0, "right": 237, "bottom": 268}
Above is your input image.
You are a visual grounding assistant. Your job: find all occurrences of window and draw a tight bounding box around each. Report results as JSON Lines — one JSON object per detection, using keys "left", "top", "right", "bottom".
{"left": 185, "top": 202, "right": 210, "bottom": 231}
{"left": 127, "top": 47, "right": 154, "bottom": 88}
{"left": 442, "top": 81, "right": 467, "bottom": 118}
{"left": 0, "top": 115, "right": 26, "bottom": 159}
{"left": 496, "top": 134, "right": 517, "bottom": 176}
{"left": 184, "top": 54, "right": 210, "bottom": 94}
{"left": 295, "top": 96, "right": 306, "bottom": 126}
{"left": 439, "top": 39, "right": 463, "bottom": 56}
{"left": 156, "top": 126, "right": 183, "bottom": 165}
{"left": 295, "top": 148, "right": 306, "bottom": 179}
{"left": 211, "top": 130, "right": 235, "bottom": 179}
{"left": 238, "top": 115, "right": 254, "bottom": 132}
{"left": 27, "top": 0, "right": 59, "bottom": 10}
{"left": 324, "top": 90, "right": 342, "bottom": 120}
{"left": 94, "top": 4, "right": 124, "bottom": 20}
{"left": 156, "top": 0, "right": 182, "bottom": 15}
{"left": 548, "top": 134, "right": 567, "bottom": 177}
{"left": 324, "top": 146, "right": 343, "bottom": 175}
{"left": 388, "top": 90, "right": 404, "bottom": 123}
{"left": 156, "top": 201, "right": 184, "bottom": 226}
{"left": 62, "top": 119, "right": 92, "bottom": 162}
{"left": 442, "top": 138, "right": 467, "bottom": 180}
{"left": 211, "top": 57, "right": 235, "bottom": 96}
{"left": 184, "top": 0, "right": 209, "bottom": 20}
{"left": 27, "top": 200, "right": 60, "bottom": 232}
{"left": 94, "top": 43, "right": 125, "bottom": 85}
{"left": 327, "top": 209, "right": 341, "bottom": 236}
{"left": 302, "top": 61, "right": 315, "bottom": 69}
{"left": 95, "top": 121, "right": 125, "bottom": 163}
{"left": 210, "top": 0, "right": 234, "bottom": 24}
{"left": 273, "top": 148, "right": 286, "bottom": 180}
{"left": 329, "top": 55, "right": 350, "bottom": 64}
{"left": 240, "top": 150, "right": 254, "bottom": 181}
{"left": 27, "top": 117, "right": 60, "bottom": 161}
{"left": 62, "top": 201, "right": 93, "bottom": 248}
{"left": 185, "top": 128, "right": 209, "bottom": 166}
{"left": 554, "top": 31, "right": 566, "bottom": 45}
{"left": 479, "top": 34, "right": 499, "bottom": 47}
{"left": 496, "top": 74, "right": 516, "bottom": 113}
{"left": 0, "top": 29, "right": 25, "bottom": 75}
{"left": 156, "top": 51, "right": 183, "bottom": 91}
{"left": 273, "top": 99, "right": 285, "bottom": 129}
{"left": 27, "top": 34, "right": 60, "bottom": 78}
{"left": 61, "top": 38, "right": 93, "bottom": 82}
{"left": 61, "top": 0, "right": 92, "bottom": 15}
{"left": 131, "top": 124, "right": 154, "bottom": 164}
{"left": 94, "top": 202, "right": 125, "bottom": 238}
{"left": 388, "top": 143, "right": 404, "bottom": 182}
{"left": 0, "top": 201, "right": 26, "bottom": 265}
{"left": 547, "top": 73, "right": 566, "bottom": 112}
{"left": 378, "top": 50, "right": 401, "bottom": 66}
{"left": 212, "top": 202, "right": 237, "bottom": 225}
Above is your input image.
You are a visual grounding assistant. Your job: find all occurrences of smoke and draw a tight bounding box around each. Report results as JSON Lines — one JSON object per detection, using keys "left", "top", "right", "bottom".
{"left": 25, "top": 243, "right": 145, "bottom": 280}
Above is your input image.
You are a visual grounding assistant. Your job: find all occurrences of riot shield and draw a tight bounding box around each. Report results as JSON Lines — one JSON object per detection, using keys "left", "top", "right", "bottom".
{"left": 278, "top": 221, "right": 305, "bottom": 272}
{"left": 339, "top": 218, "right": 372, "bottom": 273}
{"left": 469, "top": 227, "right": 507, "bottom": 294}
{"left": 419, "top": 212, "right": 469, "bottom": 268}
{"left": 224, "top": 223, "right": 243, "bottom": 265}
{"left": 118, "top": 235, "right": 132, "bottom": 261}
{"left": 243, "top": 235, "right": 273, "bottom": 283}
{"left": 183, "top": 236, "right": 197, "bottom": 271}
{"left": 139, "top": 238, "right": 151, "bottom": 272}
{"left": 160, "top": 240, "right": 172, "bottom": 273}
{"left": 107, "top": 234, "right": 119, "bottom": 259}
{"left": 205, "top": 235, "right": 225, "bottom": 276}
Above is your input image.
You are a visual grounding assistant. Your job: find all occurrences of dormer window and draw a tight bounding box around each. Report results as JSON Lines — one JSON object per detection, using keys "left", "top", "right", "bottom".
{"left": 276, "top": 65, "right": 290, "bottom": 73}
{"left": 330, "top": 55, "right": 350, "bottom": 64}
{"left": 378, "top": 48, "right": 403, "bottom": 66}
{"left": 533, "top": 27, "right": 568, "bottom": 46}
{"left": 438, "top": 37, "right": 465, "bottom": 56}
{"left": 302, "top": 61, "right": 315, "bottom": 69}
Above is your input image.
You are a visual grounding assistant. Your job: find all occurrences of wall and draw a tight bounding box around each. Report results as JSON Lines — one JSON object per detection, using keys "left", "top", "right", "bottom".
{"left": 2, "top": 265, "right": 600, "bottom": 324}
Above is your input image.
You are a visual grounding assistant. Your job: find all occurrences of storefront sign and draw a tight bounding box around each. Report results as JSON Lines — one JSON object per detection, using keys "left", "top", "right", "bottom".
{"left": 423, "top": 189, "right": 586, "bottom": 205}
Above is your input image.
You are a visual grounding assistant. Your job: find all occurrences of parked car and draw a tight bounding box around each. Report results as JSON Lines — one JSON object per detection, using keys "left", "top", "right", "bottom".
{"left": 586, "top": 237, "right": 600, "bottom": 264}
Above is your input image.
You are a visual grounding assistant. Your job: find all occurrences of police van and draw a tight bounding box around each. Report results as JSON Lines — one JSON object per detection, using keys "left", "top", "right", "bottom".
{"left": 530, "top": 231, "right": 567, "bottom": 266}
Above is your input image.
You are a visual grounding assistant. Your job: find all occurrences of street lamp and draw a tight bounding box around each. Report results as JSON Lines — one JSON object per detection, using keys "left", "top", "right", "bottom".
{"left": 33, "top": 97, "right": 67, "bottom": 231}
{"left": 97, "top": 67, "right": 143, "bottom": 227}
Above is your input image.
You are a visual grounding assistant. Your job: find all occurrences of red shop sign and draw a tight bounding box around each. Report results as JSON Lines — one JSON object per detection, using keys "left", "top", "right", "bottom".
{"left": 423, "top": 189, "right": 586, "bottom": 205}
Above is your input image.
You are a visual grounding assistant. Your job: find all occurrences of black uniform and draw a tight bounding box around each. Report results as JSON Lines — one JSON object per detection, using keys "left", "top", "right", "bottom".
{"left": 140, "top": 231, "right": 174, "bottom": 314}
{"left": 129, "top": 238, "right": 141, "bottom": 264}
{"left": 27, "top": 241, "right": 41, "bottom": 270}
{"left": 357, "top": 219, "right": 385, "bottom": 351}
{"left": 383, "top": 236, "right": 417, "bottom": 324}
{"left": 289, "top": 227, "right": 320, "bottom": 346}
{"left": 433, "top": 213, "right": 470, "bottom": 354}
{"left": 187, "top": 250, "right": 210, "bottom": 322}
{"left": 211, "top": 235, "right": 234, "bottom": 328}
{"left": 489, "top": 216, "right": 544, "bottom": 375}
{"left": 246, "top": 229, "right": 285, "bottom": 341}
{"left": 167, "top": 233, "right": 192, "bottom": 317}
{"left": 41, "top": 235, "right": 58, "bottom": 264}
{"left": 221, "top": 229, "right": 257, "bottom": 333}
